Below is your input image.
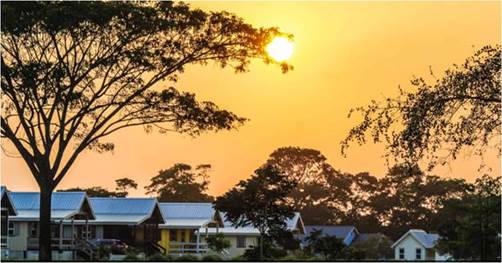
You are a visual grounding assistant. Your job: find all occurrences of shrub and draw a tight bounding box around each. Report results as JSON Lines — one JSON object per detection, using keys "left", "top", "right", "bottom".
{"left": 146, "top": 253, "right": 173, "bottom": 261}
{"left": 229, "top": 255, "right": 247, "bottom": 261}
{"left": 201, "top": 254, "right": 223, "bottom": 261}
{"left": 175, "top": 254, "right": 199, "bottom": 261}
{"left": 123, "top": 253, "right": 142, "bottom": 261}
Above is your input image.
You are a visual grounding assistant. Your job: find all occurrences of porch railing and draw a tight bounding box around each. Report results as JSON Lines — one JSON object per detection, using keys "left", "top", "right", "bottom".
{"left": 27, "top": 237, "right": 74, "bottom": 250}
{"left": 168, "top": 242, "right": 209, "bottom": 255}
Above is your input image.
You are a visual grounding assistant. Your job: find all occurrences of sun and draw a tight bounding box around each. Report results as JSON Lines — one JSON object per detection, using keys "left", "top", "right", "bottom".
{"left": 266, "top": 37, "right": 294, "bottom": 62}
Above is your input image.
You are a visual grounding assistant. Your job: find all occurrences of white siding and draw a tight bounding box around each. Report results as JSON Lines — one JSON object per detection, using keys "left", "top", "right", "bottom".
{"left": 394, "top": 235, "right": 426, "bottom": 261}
{"left": 9, "top": 222, "right": 28, "bottom": 253}
{"left": 203, "top": 235, "right": 259, "bottom": 258}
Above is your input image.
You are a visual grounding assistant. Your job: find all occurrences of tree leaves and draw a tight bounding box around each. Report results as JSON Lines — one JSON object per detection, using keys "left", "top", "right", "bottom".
{"left": 342, "top": 45, "right": 501, "bottom": 170}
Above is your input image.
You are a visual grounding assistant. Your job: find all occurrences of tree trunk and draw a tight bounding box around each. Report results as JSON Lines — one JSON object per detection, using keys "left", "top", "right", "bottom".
{"left": 39, "top": 187, "right": 53, "bottom": 261}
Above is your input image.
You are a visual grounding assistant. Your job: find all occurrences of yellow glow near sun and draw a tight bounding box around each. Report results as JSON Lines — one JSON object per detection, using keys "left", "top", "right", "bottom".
{"left": 266, "top": 37, "right": 294, "bottom": 62}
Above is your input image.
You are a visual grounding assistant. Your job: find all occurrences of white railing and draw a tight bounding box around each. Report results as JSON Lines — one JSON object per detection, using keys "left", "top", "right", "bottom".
{"left": 168, "top": 242, "right": 209, "bottom": 255}
{"left": 27, "top": 237, "right": 74, "bottom": 250}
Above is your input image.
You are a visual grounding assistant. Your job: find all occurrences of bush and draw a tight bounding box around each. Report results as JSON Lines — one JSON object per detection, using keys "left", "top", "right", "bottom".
{"left": 146, "top": 253, "right": 173, "bottom": 261}
{"left": 201, "top": 254, "right": 223, "bottom": 261}
{"left": 123, "top": 253, "right": 142, "bottom": 261}
{"left": 175, "top": 255, "right": 199, "bottom": 261}
{"left": 229, "top": 256, "right": 247, "bottom": 261}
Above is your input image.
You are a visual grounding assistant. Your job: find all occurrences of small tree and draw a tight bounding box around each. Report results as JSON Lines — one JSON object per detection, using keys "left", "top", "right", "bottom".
{"left": 1, "top": 2, "right": 290, "bottom": 259}
{"left": 304, "top": 229, "right": 346, "bottom": 260}
{"left": 214, "top": 165, "right": 297, "bottom": 260}
{"left": 145, "top": 163, "right": 214, "bottom": 202}
{"left": 115, "top": 178, "right": 138, "bottom": 197}
{"left": 206, "top": 233, "right": 231, "bottom": 254}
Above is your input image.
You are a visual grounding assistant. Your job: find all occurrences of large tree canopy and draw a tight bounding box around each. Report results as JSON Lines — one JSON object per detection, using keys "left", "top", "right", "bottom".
{"left": 342, "top": 45, "right": 501, "bottom": 169}
{"left": 145, "top": 163, "right": 214, "bottom": 202}
{"left": 1, "top": 2, "right": 290, "bottom": 260}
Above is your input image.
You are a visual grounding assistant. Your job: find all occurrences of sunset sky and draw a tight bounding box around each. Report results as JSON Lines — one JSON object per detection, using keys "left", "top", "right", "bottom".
{"left": 1, "top": 1, "right": 500, "bottom": 197}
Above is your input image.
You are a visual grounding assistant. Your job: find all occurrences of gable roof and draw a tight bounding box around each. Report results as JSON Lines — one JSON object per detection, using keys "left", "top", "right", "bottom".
{"left": 1, "top": 186, "right": 17, "bottom": 215}
{"left": 89, "top": 197, "right": 162, "bottom": 225}
{"left": 159, "top": 202, "right": 221, "bottom": 229}
{"left": 286, "top": 212, "right": 306, "bottom": 234}
{"left": 219, "top": 212, "right": 305, "bottom": 232}
{"left": 217, "top": 211, "right": 304, "bottom": 234}
{"left": 298, "top": 225, "right": 359, "bottom": 246}
{"left": 391, "top": 229, "right": 440, "bottom": 249}
{"left": 10, "top": 191, "right": 94, "bottom": 221}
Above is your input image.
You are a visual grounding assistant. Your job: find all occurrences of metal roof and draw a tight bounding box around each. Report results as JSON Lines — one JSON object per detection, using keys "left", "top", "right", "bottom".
{"left": 219, "top": 211, "right": 304, "bottom": 234}
{"left": 391, "top": 229, "right": 440, "bottom": 249}
{"left": 298, "top": 225, "right": 358, "bottom": 243}
{"left": 89, "top": 197, "right": 161, "bottom": 225}
{"left": 1, "top": 186, "right": 17, "bottom": 215}
{"left": 159, "top": 203, "right": 218, "bottom": 228}
{"left": 9, "top": 191, "right": 93, "bottom": 221}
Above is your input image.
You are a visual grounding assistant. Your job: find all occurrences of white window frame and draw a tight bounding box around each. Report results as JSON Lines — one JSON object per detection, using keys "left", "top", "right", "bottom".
{"left": 399, "top": 247, "right": 405, "bottom": 259}
{"left": 416, "top": 247, "right": 422, "bottom": 260}
{"left": 236, "top": 236, "right": 246, "bottom": 248}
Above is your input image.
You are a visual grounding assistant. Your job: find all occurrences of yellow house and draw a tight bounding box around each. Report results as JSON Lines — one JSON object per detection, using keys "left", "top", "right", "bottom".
{"left": 158, "top": 203, "right": 222, "bottom": 255}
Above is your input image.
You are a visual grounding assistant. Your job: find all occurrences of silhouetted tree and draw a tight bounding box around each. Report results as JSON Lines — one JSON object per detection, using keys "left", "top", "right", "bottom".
{"left": 115, "top": 178, "right": 138, "bottom": 197}
{"left": 206, "top": 233, "right": 231, "bottom": 254}
{"left": 342, "top": 45, "right": 501, "bottom": 170}
{"left": 1, "top": 2, "right": 290, "bottom": 259}
{"left": 58, "top": 186, "right": 122, "bottom": 197}
{"left": 264, "top": 147, "right": 352, "bottom": 225}
{"left": 214, "top": 165, "right": 297, "bottom": 260}
{"left": 304, "top": 229, "right": 347, "bottom": 260}
{"left": 368, "top": 163, "right": 468, "bottom": 240}
{"left": 436, "top": 175, "right": 501, "bottom": 261}
{"left": 145, "top": 163, "right": 214, "bottom": 202}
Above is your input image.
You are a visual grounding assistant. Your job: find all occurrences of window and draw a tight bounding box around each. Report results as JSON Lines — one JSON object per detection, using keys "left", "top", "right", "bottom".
{"left": 30, "top": 222, "right": 38, "bottom": 238}
{"left": 169, "top": 230, "right": 177, "bottom": 241}
{"left": 399, "top": 248, "right": 405, "bottom": 259}
{"left": 8, "top": 222, "right": 18, "bottom": 236}
{"left": 236, "top": 236, "right": 246, "bottom": 248}
{"left": 416, "top": 248, "right": 422, "bottom": 260}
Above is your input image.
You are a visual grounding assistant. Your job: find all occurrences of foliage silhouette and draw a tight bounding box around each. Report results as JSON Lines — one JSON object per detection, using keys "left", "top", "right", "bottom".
{"left": 1, "top": 1, "right": 291, "bottom": 259}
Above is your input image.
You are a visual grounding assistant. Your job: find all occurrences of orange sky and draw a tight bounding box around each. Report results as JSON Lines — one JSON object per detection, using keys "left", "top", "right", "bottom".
{"left": 1, "top": 1, "right": 500, "bottom": 197}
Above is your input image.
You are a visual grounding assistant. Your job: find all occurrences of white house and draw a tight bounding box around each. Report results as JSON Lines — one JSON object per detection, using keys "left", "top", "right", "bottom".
{"left": 200, "top": 212, "right": 305, "bottom": 258}
{"left": 391, "top": 229, "right": 451, "bottom": 261}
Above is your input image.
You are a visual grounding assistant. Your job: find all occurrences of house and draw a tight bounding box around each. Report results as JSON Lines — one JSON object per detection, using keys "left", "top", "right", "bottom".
{"left": 299, "top": 225, "right": 360, "bottom": 247}
{"left": 157, "top": 202, "right": 223, "bottom": 255}
{"left": 391, "top": 229, "right": 451, "bottom": 261}
{"left": 8, "top": 191, "right": 95, "bottom": 260}
{"left": 88, "top": 197, "right": 165, "bottom": 255}
{"left": 200, "top": 212, "right": 305, "bottom": 258}
{"left": 1, "top": 186, "right": 17, "bottom": 259}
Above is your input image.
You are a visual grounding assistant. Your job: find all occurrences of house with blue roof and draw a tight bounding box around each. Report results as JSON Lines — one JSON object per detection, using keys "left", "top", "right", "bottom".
{"left": 391, "top": 229, "right": 451, "bottom": 261}
{"left": 298, "top": 225, "right": 360, "bottom": 247}
{"left": 157, "top": 202, "right": 223, "bottom": 255}
{"left": 88, "top": 197, "right": 165, "bottom": 256}
{"left": 1, "top": 186, "right": 17, "bottom": 259}
{"left": 8, "top": 191, "right": 95, "bottom": 260}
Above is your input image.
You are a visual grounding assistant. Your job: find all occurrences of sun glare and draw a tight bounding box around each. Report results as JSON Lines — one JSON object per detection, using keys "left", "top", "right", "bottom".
{"left": 266, "top": 37, "right": 294, "bottom": 62}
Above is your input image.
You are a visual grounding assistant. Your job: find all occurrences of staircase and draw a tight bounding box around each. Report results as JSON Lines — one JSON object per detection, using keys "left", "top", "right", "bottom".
{"left": 74, "top": 238, "right": 98, "bottom": 261}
